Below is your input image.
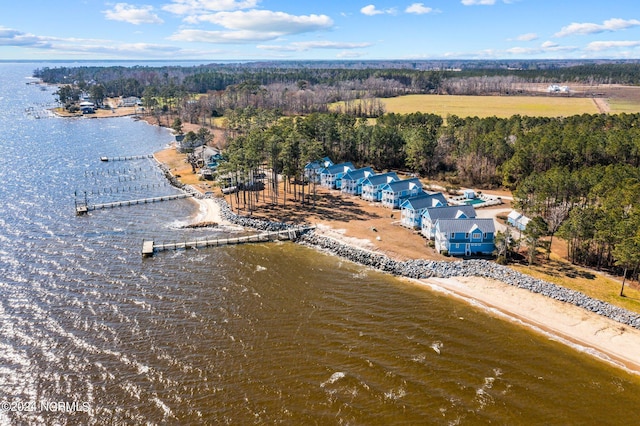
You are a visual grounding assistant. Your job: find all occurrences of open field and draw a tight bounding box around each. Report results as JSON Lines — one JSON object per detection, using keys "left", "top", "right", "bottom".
{"left": 374, "top": 84, "right": 640, "bottom": 118}
{"left": 380, "top": 94, "right": 600, "bottom": 118}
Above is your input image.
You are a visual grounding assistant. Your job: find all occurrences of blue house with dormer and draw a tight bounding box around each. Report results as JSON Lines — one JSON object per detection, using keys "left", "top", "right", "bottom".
{"left": 400, "top": 192, "right": 448, "bottom": 228}
{"left": 421, "top": 205, "right": 477, "bottom": 239}
{"left": 380, "top": 178, "right": 423, "bottom": 209}
{"left": 434, "top": 218, "right": 496, "bottom": 256}
{"left": 304, "top": 157, "right": 334, "bottom": 183}
{"left": 361, "top": 172, "right": 399, "bottom": 202}
{"left": 341, "top": 167, "right": 375, "bottom": 195}
{"left": 319, "top": 162, "right": 355, "bottom": 189}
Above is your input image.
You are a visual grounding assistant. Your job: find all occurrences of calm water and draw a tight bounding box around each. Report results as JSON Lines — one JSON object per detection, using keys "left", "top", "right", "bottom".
{"left": 0, "top": 62, "right": 639, "bottom": 425}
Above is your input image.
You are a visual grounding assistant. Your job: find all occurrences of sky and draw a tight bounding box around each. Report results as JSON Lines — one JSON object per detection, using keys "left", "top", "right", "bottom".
{"left": 1, "top": 0, "right": 640, "bottom": 61}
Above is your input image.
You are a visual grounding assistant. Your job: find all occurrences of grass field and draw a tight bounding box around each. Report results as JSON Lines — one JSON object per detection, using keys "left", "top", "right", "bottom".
{"left": 378, "top": 94, "right": 600, "bottom": 118}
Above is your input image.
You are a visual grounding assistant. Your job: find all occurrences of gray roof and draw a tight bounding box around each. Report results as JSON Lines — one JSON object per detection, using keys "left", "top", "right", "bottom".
{"left": 362, "top": 172, "right": 399, "bottom": 187}
{"left": 342, "top": 167, "right": 374, "bottom": 181}
{"left": 380, "top": 177, "right": 423, "bottom": 192}
{"left": 305, "top": 157, "right": 333, "bottom": 170}
{"left": 400, "top": 192, "right": 447, "bottom": 210}
{"left": 436, "top": 218, "right": 495, "bottom": 234}
{"left": 321, "top": 162, "right": 355, "bottom": 175}
{"left": 422, "top": 205, "right": 477, "bottom": 221}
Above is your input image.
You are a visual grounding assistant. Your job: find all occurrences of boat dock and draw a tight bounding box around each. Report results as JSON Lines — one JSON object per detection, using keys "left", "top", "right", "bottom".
{"left": 76, "top": 192, "right": 195, "bottom": 215}
{"left": 100, "top": 154, "right": 154, "bottom": 162}
{"left": 142, "top": 226, "right": 315, "bottom": 257}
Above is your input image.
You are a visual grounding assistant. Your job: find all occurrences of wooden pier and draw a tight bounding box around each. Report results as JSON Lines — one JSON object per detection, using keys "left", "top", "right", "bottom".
{"left": 100, "top": 154, "right": 154, "bottom": 162}
{"left": 142, "top": 226, "right": 315, "bottom": 257}
{"left": 76, "top": 192, "right": 195, "bottom": 215}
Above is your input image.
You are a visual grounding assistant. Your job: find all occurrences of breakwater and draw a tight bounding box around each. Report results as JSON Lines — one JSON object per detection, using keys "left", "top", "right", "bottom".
{"left": 203, "top": 196, "right": 640, "bottom": 331}
{"left": 299, "top": 232, "right": 640, "bottom": 331}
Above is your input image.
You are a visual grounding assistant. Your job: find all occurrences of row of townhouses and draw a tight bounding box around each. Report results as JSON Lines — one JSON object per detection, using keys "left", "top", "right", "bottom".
{"left": 304, "top": 158, "right": 496, "bottom": 257}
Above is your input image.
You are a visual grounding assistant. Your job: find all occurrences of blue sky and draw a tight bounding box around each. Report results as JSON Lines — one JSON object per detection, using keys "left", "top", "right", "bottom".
{"left": 2, "top": 0, "right": 640, "bottom": 60}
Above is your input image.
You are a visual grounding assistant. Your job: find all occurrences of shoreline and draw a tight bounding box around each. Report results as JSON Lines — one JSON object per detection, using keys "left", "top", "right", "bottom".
{"left": 413, "top": 276, "right": 640, "bottom": 375}
{"left": 199, "top": 193, "right": 640, "bottom": 375}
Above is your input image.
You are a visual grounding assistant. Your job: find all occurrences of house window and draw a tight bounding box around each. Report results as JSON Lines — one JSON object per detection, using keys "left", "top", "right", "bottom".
{"left": 465, "top": 233, "right": 469, "bottom": 239}
{"left": 483, "top": 233, "right": 487, "bottom": 239}
{"left": 450, "top": 233, "right": 455, "bottom": 238}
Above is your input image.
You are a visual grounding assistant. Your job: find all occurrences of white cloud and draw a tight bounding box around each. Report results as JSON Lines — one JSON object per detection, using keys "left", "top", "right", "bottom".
{"left": 461, "top": 0, "right": 496, "bottom": 5}
{"left": 361, "top": 5, "right": 383, "bottom": 15}
{"left": 405, "top": 3, "right": 433, "bottom": 14}
{"left": 360, "top": 4, "right": 396, "bottom": 16}
{"left": 555, "top": 18, "right": 640, "bottom": 37}
{"left": 103, "top": 3, "right": 163, "bottom": 25}
{"left": 169, "top": 29, "right": 281, "bottom": 43}
{"left": 586, "top": 40, "right": 640, "bottom": 51}
{"left": 515, "top": 33, "right": 538, "bottom": 42}
{"left": 258, "top": 40, "right": 372, "bottom": 52}
{"left": 0, "top": 27, "right": 50, "bottom": 48}
{"left": 162, "top": 0, "right": 260, "bottom": 15}
{"left": 187, "top": 10, "right": 333, "bottom": 33}
{"left": 0, "top": 26, "right": 216, "bottom": 59}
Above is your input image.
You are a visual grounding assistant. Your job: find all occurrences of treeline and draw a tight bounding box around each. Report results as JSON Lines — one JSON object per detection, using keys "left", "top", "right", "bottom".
{"left": 35, "top": 62, "right": 640, "bottom": 103}
{"left": 221, "top": 110, "right": 640, "bottom": 189}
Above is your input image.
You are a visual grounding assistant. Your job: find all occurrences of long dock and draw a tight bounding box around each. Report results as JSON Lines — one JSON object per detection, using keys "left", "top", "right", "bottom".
{"left": 142, "top": 226, "right": 315, "bottom": 257}
{"left": 100, "top": 154, "right": 154, "bottom": 162}
{"left": 76, "top": 192, "right": 195, "bottom": 214}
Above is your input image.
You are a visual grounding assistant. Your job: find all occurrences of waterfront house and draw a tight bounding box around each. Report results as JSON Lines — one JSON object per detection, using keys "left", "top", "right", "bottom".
{"left": 434, "top": 218, "right": 496, "bottom": 256}
{"left": 320, "top": 162, "right": 355, "bottom": 189}
{"left": 421, "top": 205, "right": 477, "bottom": 239}
{"left": 361, "top": 172, "right": 399, "bottom": 202}
{"left": 341, "top": 167, "right": 375, "bottom": 195}
{"left": 507, "top": 210, "right": 530, "bottom": 231}
{"left": 400, "top": 192, "right": 448, "bottom": 228}
{"left": 304, "top": 157, "right": 333, "bottom": 183}
{"left": 79, "top": 101, "right": 95, "bottom": 114}
{"left": 380, "top": 178, "right": 423, "bottom": 209}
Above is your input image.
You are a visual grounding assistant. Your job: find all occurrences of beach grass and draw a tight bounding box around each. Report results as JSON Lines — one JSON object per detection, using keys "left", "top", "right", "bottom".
{"left": 512, "top": 258, "right": 640, "bottom": 316}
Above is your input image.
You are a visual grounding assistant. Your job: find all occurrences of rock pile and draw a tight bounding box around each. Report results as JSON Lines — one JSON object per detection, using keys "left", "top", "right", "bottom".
{"left": 209, "top": 196, "right": 297, "bottom": 232}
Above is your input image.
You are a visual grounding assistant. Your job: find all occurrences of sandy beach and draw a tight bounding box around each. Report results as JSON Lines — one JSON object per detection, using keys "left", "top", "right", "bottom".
{"left": 416, "top": 276, "right": 640, "bottom": 375}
